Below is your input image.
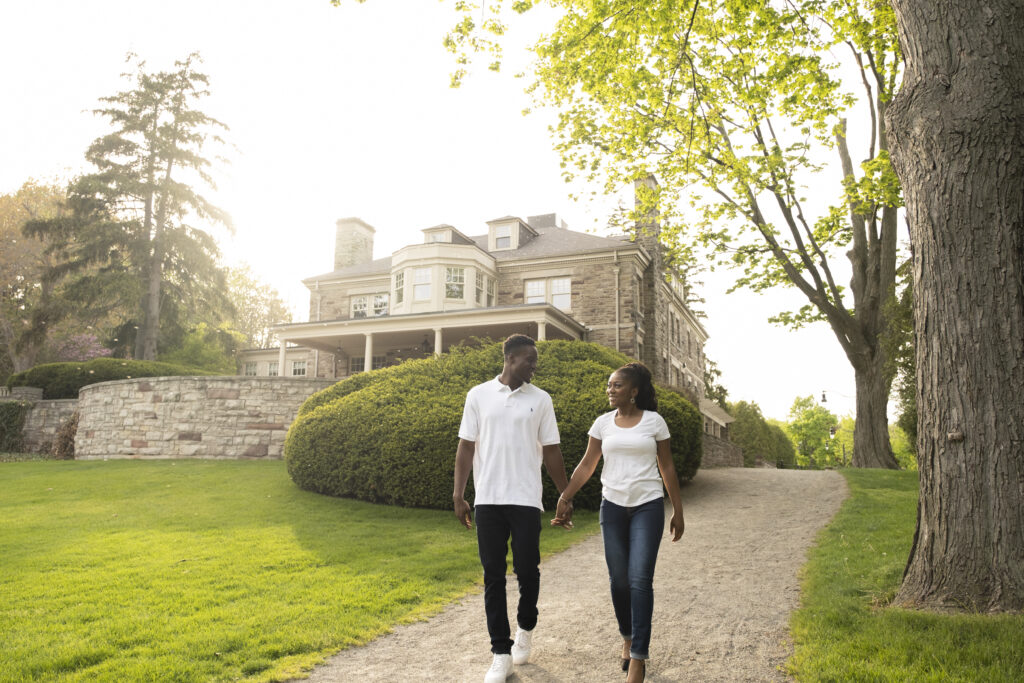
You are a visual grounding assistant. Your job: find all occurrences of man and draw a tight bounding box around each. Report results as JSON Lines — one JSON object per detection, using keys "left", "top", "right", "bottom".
{"left": 453, "top": 334, "right": 572, "bottom": 682}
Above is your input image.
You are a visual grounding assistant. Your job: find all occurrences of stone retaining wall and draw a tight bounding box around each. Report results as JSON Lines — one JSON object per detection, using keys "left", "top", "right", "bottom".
{"left": 75, "top": 376, "right": 334, "bottom": 460}
{"left": 21, "top": 399, "right": 78, "bottom": 453}
{"left": 701, "top": 433, "right": 744, "bottom": 468}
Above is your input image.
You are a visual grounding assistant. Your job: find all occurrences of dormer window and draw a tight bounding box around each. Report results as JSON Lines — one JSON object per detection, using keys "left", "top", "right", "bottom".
{"left": 487, "top": 216, "right": 537, "bottom": 251}
{"left": 427, "top": 232, "right": 448, "bottom": 243}
{"left": 495, "top": 224, "right": 512, "bottom": 249}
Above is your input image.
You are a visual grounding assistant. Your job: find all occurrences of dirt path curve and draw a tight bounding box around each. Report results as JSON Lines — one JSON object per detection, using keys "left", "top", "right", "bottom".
{"left": 296, "top": 468, "right": 848, "bottom": 682}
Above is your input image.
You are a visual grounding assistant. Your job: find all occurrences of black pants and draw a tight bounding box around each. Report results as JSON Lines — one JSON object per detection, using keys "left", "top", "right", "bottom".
{"left": 475, "top": 504, "right": 542, "bottom": 654}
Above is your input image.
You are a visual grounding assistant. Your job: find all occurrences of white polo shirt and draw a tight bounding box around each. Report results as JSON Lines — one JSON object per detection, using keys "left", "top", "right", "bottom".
{"left": 458, "top": 376, "right": 560, "bottom": 510}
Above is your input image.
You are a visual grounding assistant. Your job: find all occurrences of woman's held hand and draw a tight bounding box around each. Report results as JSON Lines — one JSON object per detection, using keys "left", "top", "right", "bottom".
{"left": 550, "top": 496, "right": 574, "bottom": 529}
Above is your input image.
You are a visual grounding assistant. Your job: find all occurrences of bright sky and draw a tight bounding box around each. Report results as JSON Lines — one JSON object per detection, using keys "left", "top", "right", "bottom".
{"left": 1, "top": 0, "right": 879, "bottom": 421}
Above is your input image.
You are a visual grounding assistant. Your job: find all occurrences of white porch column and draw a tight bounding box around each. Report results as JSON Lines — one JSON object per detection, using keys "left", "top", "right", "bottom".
{"left": 433, "top": 328, "right": 443, "bottom": 356}
{"left": 363, "top": 333, "right": 374, "bottom": 372}
{"left": 536, "top": 321, "right": 547, "bottom": 341}
{"left": 277, "top": 342, "right": 287, "bottom": 377}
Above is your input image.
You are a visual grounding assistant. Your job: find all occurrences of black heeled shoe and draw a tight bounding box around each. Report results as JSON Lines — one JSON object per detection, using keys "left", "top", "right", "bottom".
{"left": 621, "top": 657, "right": 629, "bottom": 672}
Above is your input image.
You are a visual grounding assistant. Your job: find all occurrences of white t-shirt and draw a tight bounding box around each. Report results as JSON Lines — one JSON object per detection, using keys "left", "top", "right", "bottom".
{"left": 458, "top": 376, "right": 561, "bottom": 510}
{"left": 588, "top": 410, "right": 671, "bottom": 507}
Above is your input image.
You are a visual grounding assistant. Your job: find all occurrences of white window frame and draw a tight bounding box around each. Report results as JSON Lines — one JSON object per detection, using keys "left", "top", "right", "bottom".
{"left": 371, "top": 355, "right": 387, "bottom": 370}
{"left": 349, "top": 356, "right": 365, "bottom": 373}
{"left": 445, "top": 267, "right": 465, "bottom": 299}
{"left": 494, "top": 224, "right": 512, "bottom": 250}
{"left": 476, "top": 271, "right": 484, "bottom": 304}
{"left": 243, "top": 362, "right": 257, "bottom": 376}
{"left": 524, "top": 277, "right": 571, "bottom": 310}
{"left": 351, "top": 296, "right": 368, "bottom": 319}
{"left": 291, "top": 360, "right": 307, "bottom": 377}
{"left": 267, "top": 361, "right": 278, "bottom": 377}
{"left": 525, "top": 279, "right": 546, "bottom": 304}
{"left": 550, "top": 277, "right": 571, "bottom": 310}
{"left": 373, "top": 293, "right": 389, "bottom": 317}
{"left": 394, "top": 271, "right": 404, "bottom": 305}
{"left": 413, "top": 267, "right": 431, "bottom": 300}
{"left": 486, "top": 277, "right": 495, "bottom": 306}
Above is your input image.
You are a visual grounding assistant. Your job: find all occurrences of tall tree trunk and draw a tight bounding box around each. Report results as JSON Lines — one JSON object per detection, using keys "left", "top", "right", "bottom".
{"left": 887, "top": 0, "right": 1024, "bottom": 612}
{"left": 851, "top": 352, "right": 897, "bottom": 468}
{"left": 835, "top": 125, "right": 900, "bottom": 470}
{"left": 134, "top": 112, "right": 160, "bottom": 361}
{"left": 140, "top": 158, "right": 174, "bottom": 361}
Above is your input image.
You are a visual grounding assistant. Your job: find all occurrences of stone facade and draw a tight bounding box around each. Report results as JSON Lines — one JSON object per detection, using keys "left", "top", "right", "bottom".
{"left": 75, "top": 376, "right": 333, "bottom": 460}
{"left": 266, "top": 215, "right": 707, "bottom": 393}
{"left": 20, "top": 399, "right": 78, "bottom": 453}
{"left": 701, "top": 433, "right": 744, "bottom": 468}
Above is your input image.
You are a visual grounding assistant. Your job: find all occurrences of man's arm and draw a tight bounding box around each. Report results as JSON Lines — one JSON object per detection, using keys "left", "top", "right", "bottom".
{"left": 453, "top": 438, "right": 475, "bottom": 529}
{"left": 541, "top": 444, "right": 570, "bottom": 496}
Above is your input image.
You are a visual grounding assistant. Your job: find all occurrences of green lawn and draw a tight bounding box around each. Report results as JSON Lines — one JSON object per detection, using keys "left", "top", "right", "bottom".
{"left": 0, "top": 460, "right": 597, "bottom": 682}
{"left": 789, "top": 469, "right": 1024, "bottom": 682}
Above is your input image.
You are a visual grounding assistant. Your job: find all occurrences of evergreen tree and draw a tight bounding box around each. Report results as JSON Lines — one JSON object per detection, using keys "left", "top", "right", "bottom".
{"left": 26, "top": 53, "right": 232, "bottom": 360}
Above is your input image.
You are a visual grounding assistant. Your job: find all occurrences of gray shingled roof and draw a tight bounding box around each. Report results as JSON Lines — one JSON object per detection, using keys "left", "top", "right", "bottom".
{"left": 471, "top": 226, "right": 635, "bottom": 261}
{"left": 303, "top": 256, "right": 393, "bottom": 283}
{"left": 305, "top": 226, "right": 636, "bottom": 281}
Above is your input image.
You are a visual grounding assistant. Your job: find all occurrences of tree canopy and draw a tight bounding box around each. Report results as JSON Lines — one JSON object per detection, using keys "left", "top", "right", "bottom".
{"left": 224, "top": 265, "right": 293, "bottom": 349}
{"left": 728, "top": 399, "right": 796, "bottom": 467}
{"left": 786, "top": 394, "right": 839, "bottom": 468}
{"left": 427, "top": 0, "right": 906, "bottom": 468}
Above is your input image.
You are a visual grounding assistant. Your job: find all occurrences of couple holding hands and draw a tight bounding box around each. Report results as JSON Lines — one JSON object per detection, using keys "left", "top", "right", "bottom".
{"left": 453, "top": 335, "right": 685, "bottom": 682}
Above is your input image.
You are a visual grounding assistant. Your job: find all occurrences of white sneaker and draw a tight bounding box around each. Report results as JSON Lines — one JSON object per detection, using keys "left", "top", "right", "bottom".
{"left": 484, "top": 653, "right": 513, "bottom": 682}
{"left": 511, "top": 627, "right": 533, "bottom": 665}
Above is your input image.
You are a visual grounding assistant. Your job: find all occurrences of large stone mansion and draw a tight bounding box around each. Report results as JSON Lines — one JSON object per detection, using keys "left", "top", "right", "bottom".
{"left": 239, "top": 192, "right": 733, "bottom": 437}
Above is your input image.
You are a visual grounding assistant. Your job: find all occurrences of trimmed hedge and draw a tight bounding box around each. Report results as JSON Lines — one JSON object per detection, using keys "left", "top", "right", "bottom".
{"left": 285, "top": 340, "right": 702, "bottom": 510}
{"left": 6, "top": 358, "right": 218, "bottom": 399}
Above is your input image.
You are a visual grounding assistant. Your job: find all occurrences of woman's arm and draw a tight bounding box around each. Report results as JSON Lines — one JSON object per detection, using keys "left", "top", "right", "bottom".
{"left": 655, "top": 439, "right": 685, "bottom": 541}
{"left": 551, "top": 436, "right": 602, "bottom": 526}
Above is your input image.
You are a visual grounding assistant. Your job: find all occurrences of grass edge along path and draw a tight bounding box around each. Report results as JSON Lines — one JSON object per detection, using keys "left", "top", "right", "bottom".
{"left": 0, "top": 460, "right": 598, "bottom": 682}
{"left": 788, "top": 469, "right": 1024, "bottom": 682}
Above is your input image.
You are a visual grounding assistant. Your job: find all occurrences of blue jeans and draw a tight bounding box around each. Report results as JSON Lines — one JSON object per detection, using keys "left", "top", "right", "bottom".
{"left": 600, "top": 497, "right": 665, "bottom": 660}
{"left": 475, "top": 504, "right": 542, "bottom": 654}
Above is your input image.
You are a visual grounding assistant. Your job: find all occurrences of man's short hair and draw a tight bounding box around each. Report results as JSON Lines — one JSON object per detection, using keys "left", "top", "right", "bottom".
{"left": 503, "top": 334, "right": 536, "bottom": 357}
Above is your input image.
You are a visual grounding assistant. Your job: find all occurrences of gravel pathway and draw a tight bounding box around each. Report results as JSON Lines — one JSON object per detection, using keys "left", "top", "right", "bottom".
{"left": 294, "top": 468, "right": 848, "bottom": 682}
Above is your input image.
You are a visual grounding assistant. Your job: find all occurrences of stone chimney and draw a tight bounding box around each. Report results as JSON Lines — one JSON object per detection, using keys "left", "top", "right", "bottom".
{"left": 632, "top": 175, "right": 661, "bottom": 252}
{"left": 633, "top": 175, "right": 664, "bottom": 377}
{"left": 334, "top": 217, "right": 375, "bottom": 271}
{"left": 527, "top": 213, "right": 568, "bottom": 229}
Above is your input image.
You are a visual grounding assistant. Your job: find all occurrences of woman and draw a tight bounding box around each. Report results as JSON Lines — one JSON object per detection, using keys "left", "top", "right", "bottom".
{"left": 553, "top": 362, "right": 684, "bottom": 682}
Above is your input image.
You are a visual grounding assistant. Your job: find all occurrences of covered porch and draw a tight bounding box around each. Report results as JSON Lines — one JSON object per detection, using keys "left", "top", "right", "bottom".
{"left": 272, "top": 304, "right": 586, "bottom": 378}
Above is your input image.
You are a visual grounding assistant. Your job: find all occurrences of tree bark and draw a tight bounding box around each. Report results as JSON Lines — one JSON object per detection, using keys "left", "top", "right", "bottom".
{"left": 140, "top": 158, "right": 173, "bottom": 362}
{"left": 886, "top": 0, "right": 1024, "bottom": 612}
{"left": 851, "top": 352, "right": 897, "bottom": 468}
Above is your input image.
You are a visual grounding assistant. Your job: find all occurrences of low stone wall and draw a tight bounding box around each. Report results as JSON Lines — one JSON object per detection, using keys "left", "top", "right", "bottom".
{"left": 701, "top": 433, "right": 744, "bottom": 468}
{"left": 75, "top": 376, "right": 334, "bottom": 460}
{"left": 21, "top": 399, "right": 78, "bottom": 453}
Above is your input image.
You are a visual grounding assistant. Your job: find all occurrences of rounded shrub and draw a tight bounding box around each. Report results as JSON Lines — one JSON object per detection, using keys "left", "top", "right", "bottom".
{"left": 285, "top": 340, "right": 702, "bottom": 510}
{"left": 6, "top": 358, "right": 218, "bottom": 399}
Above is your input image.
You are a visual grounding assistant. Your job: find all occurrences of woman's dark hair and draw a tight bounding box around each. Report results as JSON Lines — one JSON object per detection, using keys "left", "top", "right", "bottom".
{"left": 615, "top": 362, "right": 658, "bottom": 411}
